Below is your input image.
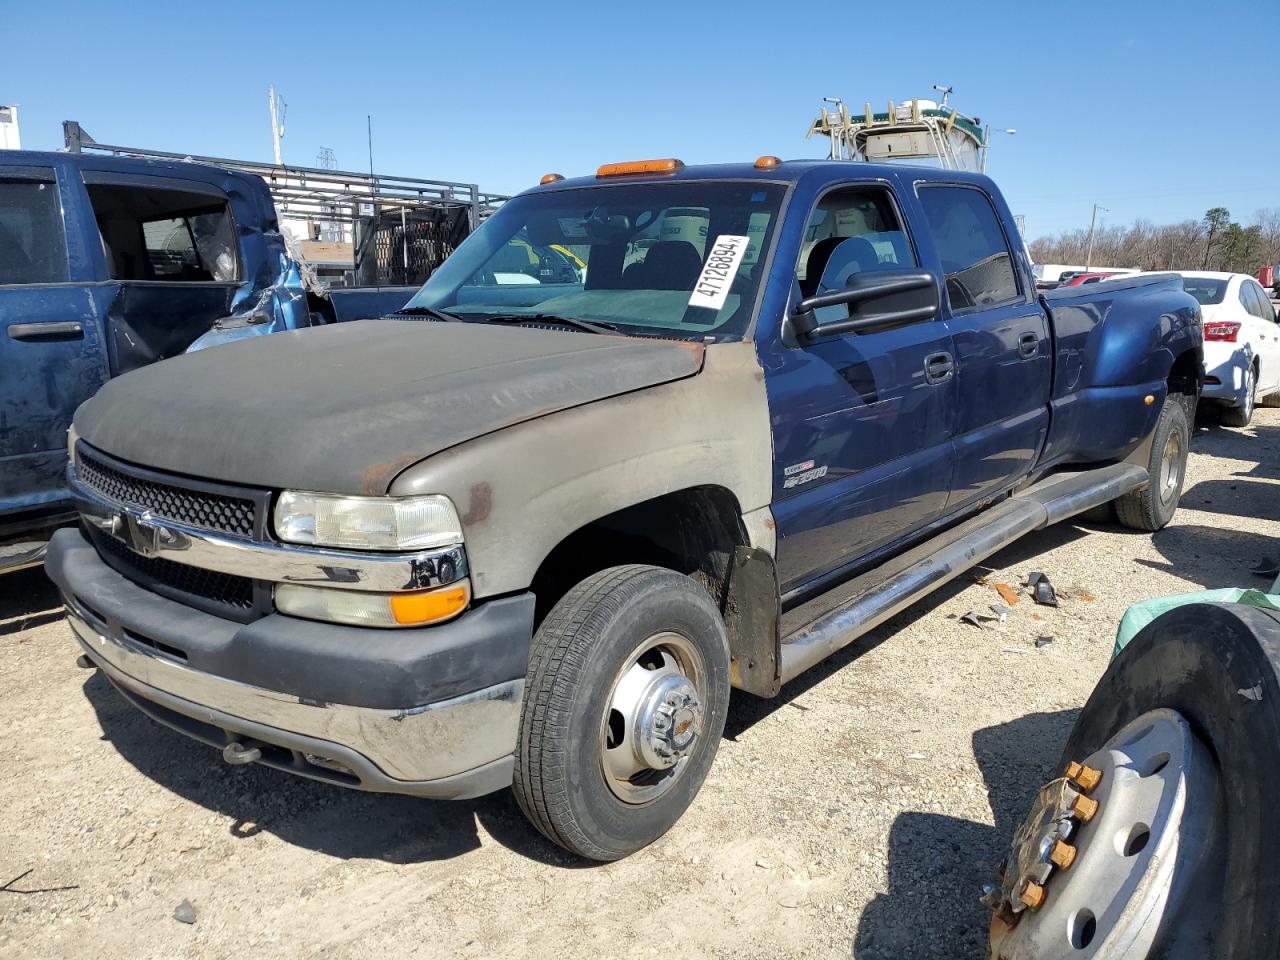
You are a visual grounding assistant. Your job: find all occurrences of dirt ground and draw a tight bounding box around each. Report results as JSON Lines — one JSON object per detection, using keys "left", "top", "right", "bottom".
{"left": 1, "top": 408, "right": 1276, "bottom": 960}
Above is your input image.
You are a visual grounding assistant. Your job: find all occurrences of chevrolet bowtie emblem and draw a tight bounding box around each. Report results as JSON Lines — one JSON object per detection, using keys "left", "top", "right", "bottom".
{"left": 108, "top": 508, "right": 162, "bottom": 558}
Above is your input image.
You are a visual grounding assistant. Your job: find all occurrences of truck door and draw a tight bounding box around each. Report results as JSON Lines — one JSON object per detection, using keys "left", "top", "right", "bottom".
{"left": 0, "top": 164, "right": 109, "bottom": 523}
{"left": 81, "top": 173, "right": 242, "bottom": 374}
{"left": 912, "top": 184, "right": 1050, "bottom": 512}
{"left": 766, "top": 184, "right": 958, "bottom": 593}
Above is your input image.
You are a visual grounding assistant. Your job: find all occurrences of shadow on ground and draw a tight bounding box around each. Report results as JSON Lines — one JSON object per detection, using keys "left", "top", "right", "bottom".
{"left": 0, "top": 566, "right": 62, "bottom": 636}
{"left": 80, "top": 671, "right": 583, "bottom": 869}
{"left": 852, "top": 708, "right": 1080, "bottom": 960}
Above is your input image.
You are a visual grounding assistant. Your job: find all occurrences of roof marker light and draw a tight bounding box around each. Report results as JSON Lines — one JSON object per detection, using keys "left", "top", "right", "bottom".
{"left": 540, "top": 173, "right": 565, "bottom": 185}
{"left": 754, "top": 155, "right": 781, "bottom": 169}
{"left": 596, "top": 158, "right": 683, "bottom": 177}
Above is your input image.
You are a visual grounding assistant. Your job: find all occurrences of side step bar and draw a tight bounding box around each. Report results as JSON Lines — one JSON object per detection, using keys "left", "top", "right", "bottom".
{"left": 778, "top": 463, "right": 1148, "bottom": 686}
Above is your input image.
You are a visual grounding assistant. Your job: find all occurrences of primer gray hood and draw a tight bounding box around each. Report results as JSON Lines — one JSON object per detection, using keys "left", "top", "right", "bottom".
{"left": 75, "top": 318, "right": 704, "bottom": 494}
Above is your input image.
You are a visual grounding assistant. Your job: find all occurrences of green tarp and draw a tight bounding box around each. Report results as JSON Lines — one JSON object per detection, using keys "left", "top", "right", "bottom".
{"left": 1113, "top": 576, "right": 1280, "bottom": 658}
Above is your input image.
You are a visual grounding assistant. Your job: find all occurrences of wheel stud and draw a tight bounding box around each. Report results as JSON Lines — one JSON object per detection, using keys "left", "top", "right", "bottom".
{"left": 1073, "top": 794, "right": 1099, "bottom": 823}
{"left": 1049, "top": 839, "right": 1077, "bottom": 870}
{"left": 1066, "top": 761, "right": 1103, "bottom": 792}
{"left": 1020, "top": 880, "right": 1046, "bottom": 911}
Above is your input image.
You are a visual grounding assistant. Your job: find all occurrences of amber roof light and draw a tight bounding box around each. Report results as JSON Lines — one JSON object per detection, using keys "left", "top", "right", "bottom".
{"left": 754, "top": 155, "right": 782, "bottom": 169}
{"left": 596, "top": 158, "right": 683, "bottom": 177}
{"left": 539, "top": 173, "right": 565, "bottom": 185}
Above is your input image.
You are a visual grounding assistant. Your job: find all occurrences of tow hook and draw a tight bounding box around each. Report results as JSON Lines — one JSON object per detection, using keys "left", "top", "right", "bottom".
{"left": 222, "top": 741, "right": 263, "bottom": 765}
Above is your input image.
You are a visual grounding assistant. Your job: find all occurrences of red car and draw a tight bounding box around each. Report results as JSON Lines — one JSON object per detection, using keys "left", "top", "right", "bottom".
{"left": 1059, "top": 271, "right": 1124, "bottom": 286}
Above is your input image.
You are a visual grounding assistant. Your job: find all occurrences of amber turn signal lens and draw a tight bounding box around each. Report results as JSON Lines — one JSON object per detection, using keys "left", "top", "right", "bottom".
{"left": 754, "top": 155, "right": 781, "bottom": 169}
{"left": 390, "top": 583, "right": 470, "bottom": 626}
{"left": 539, "top": 173, "right": 564, "bottom": 185}
{"left": 596, "top": 158, "right": 683, "bottom": 177}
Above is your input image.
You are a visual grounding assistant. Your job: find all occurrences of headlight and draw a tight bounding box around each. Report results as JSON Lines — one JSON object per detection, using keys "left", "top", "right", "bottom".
{"left": 274, "top": 491, "right": 462, "bottom": 551}
{"left": 275, "top": 581, "right": 470, "bottom": 628}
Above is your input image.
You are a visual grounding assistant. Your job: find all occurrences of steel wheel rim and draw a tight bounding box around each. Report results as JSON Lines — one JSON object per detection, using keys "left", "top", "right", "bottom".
{"left": 991, "top": 709, "right": 1219, "bottom": 959}
{"left": 1158, "top": 429, "right": 1182, "bottom": 505}
{"left": 599, "top": 631, "right": 708, "bottom": 805}
{"left": 1242, "top": 368, "right": 1256, "bottom": 419}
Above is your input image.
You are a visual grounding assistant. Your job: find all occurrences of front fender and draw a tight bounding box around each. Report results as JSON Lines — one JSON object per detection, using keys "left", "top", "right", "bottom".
{"left": 389, "top": 341, "right": 773, "bottom": 599}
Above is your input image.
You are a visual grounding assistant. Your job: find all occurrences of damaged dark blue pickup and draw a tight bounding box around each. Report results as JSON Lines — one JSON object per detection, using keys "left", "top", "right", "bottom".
{"left": 0, "top": 150, "right": 314, "bottom": 568}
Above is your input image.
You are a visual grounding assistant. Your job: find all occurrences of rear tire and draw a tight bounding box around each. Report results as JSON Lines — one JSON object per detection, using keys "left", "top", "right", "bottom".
{"left": 1116, "top": 396, "right": 1189, "bottom": 531}
{"left": 1220, "top": 365, "right": 1256, "bottom": 427}
{"left": 513, "top": 564, "right": 731, "bottom": 861}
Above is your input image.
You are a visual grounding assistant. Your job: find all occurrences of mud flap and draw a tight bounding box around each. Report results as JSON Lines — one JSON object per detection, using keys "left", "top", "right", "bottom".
{"left": 723, "top": 545, "right": 781, "bottom": 698}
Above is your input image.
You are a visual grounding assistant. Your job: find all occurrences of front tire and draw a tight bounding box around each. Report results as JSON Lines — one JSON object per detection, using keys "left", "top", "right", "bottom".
{"left": 513, "top": 564, "right": 731, "bottom": 861}
{"left": 1116, "top": 395, "right": 1190, "bottom": 531}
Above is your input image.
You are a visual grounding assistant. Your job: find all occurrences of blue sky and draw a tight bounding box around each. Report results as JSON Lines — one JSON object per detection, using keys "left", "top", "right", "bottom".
{"left": 3, "top": 0, "right": 1274, "bottom": 240}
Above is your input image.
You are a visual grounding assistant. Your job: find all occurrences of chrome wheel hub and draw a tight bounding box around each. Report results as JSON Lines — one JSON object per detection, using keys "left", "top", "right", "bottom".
{"left": 601, "top": 632, "right": 706, "bottom": 804}
{"left": 1158, "top": 431, "right": 1182, "bottom": 504}
{"left": 988, "top": 709, "right": 1220, "bottom": 959}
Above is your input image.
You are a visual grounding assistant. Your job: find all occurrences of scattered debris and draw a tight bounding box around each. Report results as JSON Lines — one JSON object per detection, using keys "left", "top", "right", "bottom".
{"left": 1027, "top": 572, "right": 1059, "bottom": 607}
{"left": 1034, "top": 636, "right": 1054, "bottom": 649}
{"left": 755, "top": 858, "right": 772, "bottom": 869}
{"left": 994, "top": 583, "right": 1020, "bottom": 606}
{"left": 1001, "top": 646, "right": 1033, "bottom": 656}
{"left": 1077, "top": 593, "right": 1096, "bottom": 602}
{"left": 907, "top": 752, "right": 926, "bottom": 760}
{"left": 961, "top": 610, "right": 1003, "bottom": 630}
{"left": 1239, "top": 683, "right": 1264, "bottom": 702}
{"left": 1252, "top": 558, "right": 1280, "bottom": 578}
{"left": 989, "top": 605, "right": 1010, "bottom": 622}
{"left": 173, "top": 899, "right": 197, "bottom": 924}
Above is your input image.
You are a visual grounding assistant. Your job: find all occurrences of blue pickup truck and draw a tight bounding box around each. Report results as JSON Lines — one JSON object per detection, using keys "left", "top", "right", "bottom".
{"left": 46, "top": 157, "right": 1202, "bottom": 861}
{"left": 0, "top": 150, "right": 412, "bottom": 572}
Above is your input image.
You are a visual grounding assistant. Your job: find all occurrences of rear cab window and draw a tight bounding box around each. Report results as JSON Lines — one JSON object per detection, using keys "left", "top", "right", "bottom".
{"left": 916, "top": 185, "right": 1021, "bottom": 311}
{"left": 0, "top": 175, "right": 68, "bottom": 285}
{"left": 85, "top": 182, "right": 239, "bottom": 283}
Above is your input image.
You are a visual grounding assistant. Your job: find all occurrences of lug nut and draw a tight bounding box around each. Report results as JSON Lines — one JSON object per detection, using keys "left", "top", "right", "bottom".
{"left": 1049, "top": 840, "right": 1077, "bottom": 870}
{"left": 1020, "top": 880, "right": 1046, "bottom": 911}
{"left": 1073, "top": 794, "right": 1099, "bottom": 823}
{"left": 1066, "top": 761, "right": 1103, "bottom": 792}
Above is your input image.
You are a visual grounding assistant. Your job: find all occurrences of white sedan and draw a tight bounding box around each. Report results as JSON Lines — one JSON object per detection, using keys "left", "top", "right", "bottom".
{"left": 1158, "top": 272, "right": 1280, "bottom": 427}
{"left": 1177, "top": 273, "right": 1280, "bottom": 424}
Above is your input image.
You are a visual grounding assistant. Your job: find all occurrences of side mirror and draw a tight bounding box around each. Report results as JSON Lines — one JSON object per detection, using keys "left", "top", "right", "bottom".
{"left": 791, "top": 269, "right": 939, "bottom": 342}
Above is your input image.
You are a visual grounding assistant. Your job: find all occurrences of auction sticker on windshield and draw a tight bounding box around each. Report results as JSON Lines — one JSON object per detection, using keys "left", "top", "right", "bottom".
{"left": 688, "top": 235, "right": 751, "bottom": 311}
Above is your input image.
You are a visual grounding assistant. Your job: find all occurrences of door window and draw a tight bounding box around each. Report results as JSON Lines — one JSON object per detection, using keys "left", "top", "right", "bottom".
{"left": 916, "top": 185, "right": 1020, "bottom": 311}
{"left": 796, "top": 189, "right": 917, "bottom": 299}
{"left": 0, "top": 179, "right": 68, "bottom": 284}
{"left": 86, "top": 183, "right": 239, "bottom": 283}
{"left": 1245, "top": 281, "right": 1274, "bottom": 322}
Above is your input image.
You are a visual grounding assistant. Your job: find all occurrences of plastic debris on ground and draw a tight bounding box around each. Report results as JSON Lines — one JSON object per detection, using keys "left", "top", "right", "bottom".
{"left": 1034, "top": 635, "right": 1054, "bottom": 648}
{"left": 1026, "top": 572, "right": 1059, "bottom": 607}
{"left": 994, "top": 582, "right": 1021, "bottom": 606}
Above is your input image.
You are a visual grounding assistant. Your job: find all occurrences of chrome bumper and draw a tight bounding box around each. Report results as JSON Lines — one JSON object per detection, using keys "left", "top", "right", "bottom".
{"left": 67, "top": 599, "right": 523, "bottom": 791}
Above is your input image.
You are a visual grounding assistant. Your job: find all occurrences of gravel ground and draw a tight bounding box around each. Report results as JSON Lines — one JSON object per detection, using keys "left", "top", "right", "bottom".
{"left": 2, "top": 409, "right": 1277, "bottom": 960}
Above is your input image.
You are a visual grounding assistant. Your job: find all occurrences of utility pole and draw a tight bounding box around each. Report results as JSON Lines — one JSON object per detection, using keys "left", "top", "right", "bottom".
{"left": 1085, "top": 203, "right": 1108, "bottom": 270}
{"left": 267, "top": 85, "right": 286, "bottom": 166}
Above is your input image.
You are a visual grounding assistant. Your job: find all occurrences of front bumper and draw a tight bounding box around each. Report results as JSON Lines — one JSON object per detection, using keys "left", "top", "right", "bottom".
{"left": 47, "top": 528, "right": 535, "bottom": 799}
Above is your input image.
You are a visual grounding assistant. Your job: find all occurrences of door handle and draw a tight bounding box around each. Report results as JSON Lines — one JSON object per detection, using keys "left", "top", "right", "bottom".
{"left": 8, "top": 321, "right": 84, "bottom": 342}
{"left": 1018, "top": 332, "right": 1040, "bottom": 359}
{"left": 924, "top": 351, "right": 954, "bottom": 384}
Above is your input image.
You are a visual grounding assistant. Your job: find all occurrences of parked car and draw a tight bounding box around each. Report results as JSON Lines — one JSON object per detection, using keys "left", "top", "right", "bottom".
{"left": 46, "top": 157, "right": 1202, "bottom": 861}
{"left": 0, "top": 150, "right": 413, "bottom": 573}
{"left": 1059, "top": 270, "right": 1123, "bottom": 286}
{"left": 1173, "top": 271, "right": 1279, "bottom": 426}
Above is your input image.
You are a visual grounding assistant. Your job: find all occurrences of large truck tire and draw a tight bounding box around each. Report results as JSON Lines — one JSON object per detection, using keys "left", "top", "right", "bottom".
{"left": 512, "top": 565, "right": 731, "bottom": 861}
{"left": 990, "top": 603, "right": 1280, "bottom": 959}
{"left": 1115, "top": 397, "right": 1189, "bottom": 531}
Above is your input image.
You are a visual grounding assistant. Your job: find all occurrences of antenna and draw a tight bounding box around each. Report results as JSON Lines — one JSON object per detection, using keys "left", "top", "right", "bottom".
{"left": 932, "top": 84, "right": 953, "bottom": 107}
{"left": 267, "top": 84, "right": 287, "bottom": 166}
{"left": 317, "top": 147, "right": 336, "bottom": 170}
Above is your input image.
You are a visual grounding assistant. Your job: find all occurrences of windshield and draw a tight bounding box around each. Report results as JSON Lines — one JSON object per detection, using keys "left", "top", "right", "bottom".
{"left": 404, "top": 181, "right": 786, "bottom": 341}
{"left": 1180, "top": 276, "right": 1227, "bottom": 305}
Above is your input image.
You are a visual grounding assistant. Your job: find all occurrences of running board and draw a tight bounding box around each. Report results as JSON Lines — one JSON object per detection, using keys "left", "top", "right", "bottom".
{"left": 777, "top": 463, "right": 1148, "bottom": 686}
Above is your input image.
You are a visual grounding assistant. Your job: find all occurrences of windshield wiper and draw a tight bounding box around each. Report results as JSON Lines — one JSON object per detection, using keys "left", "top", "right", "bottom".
{"left": 481, "top": 313, "right": 617, "bottom": 335}
{"left": 395, "top": 305, "right": 464, "bottom": 322}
